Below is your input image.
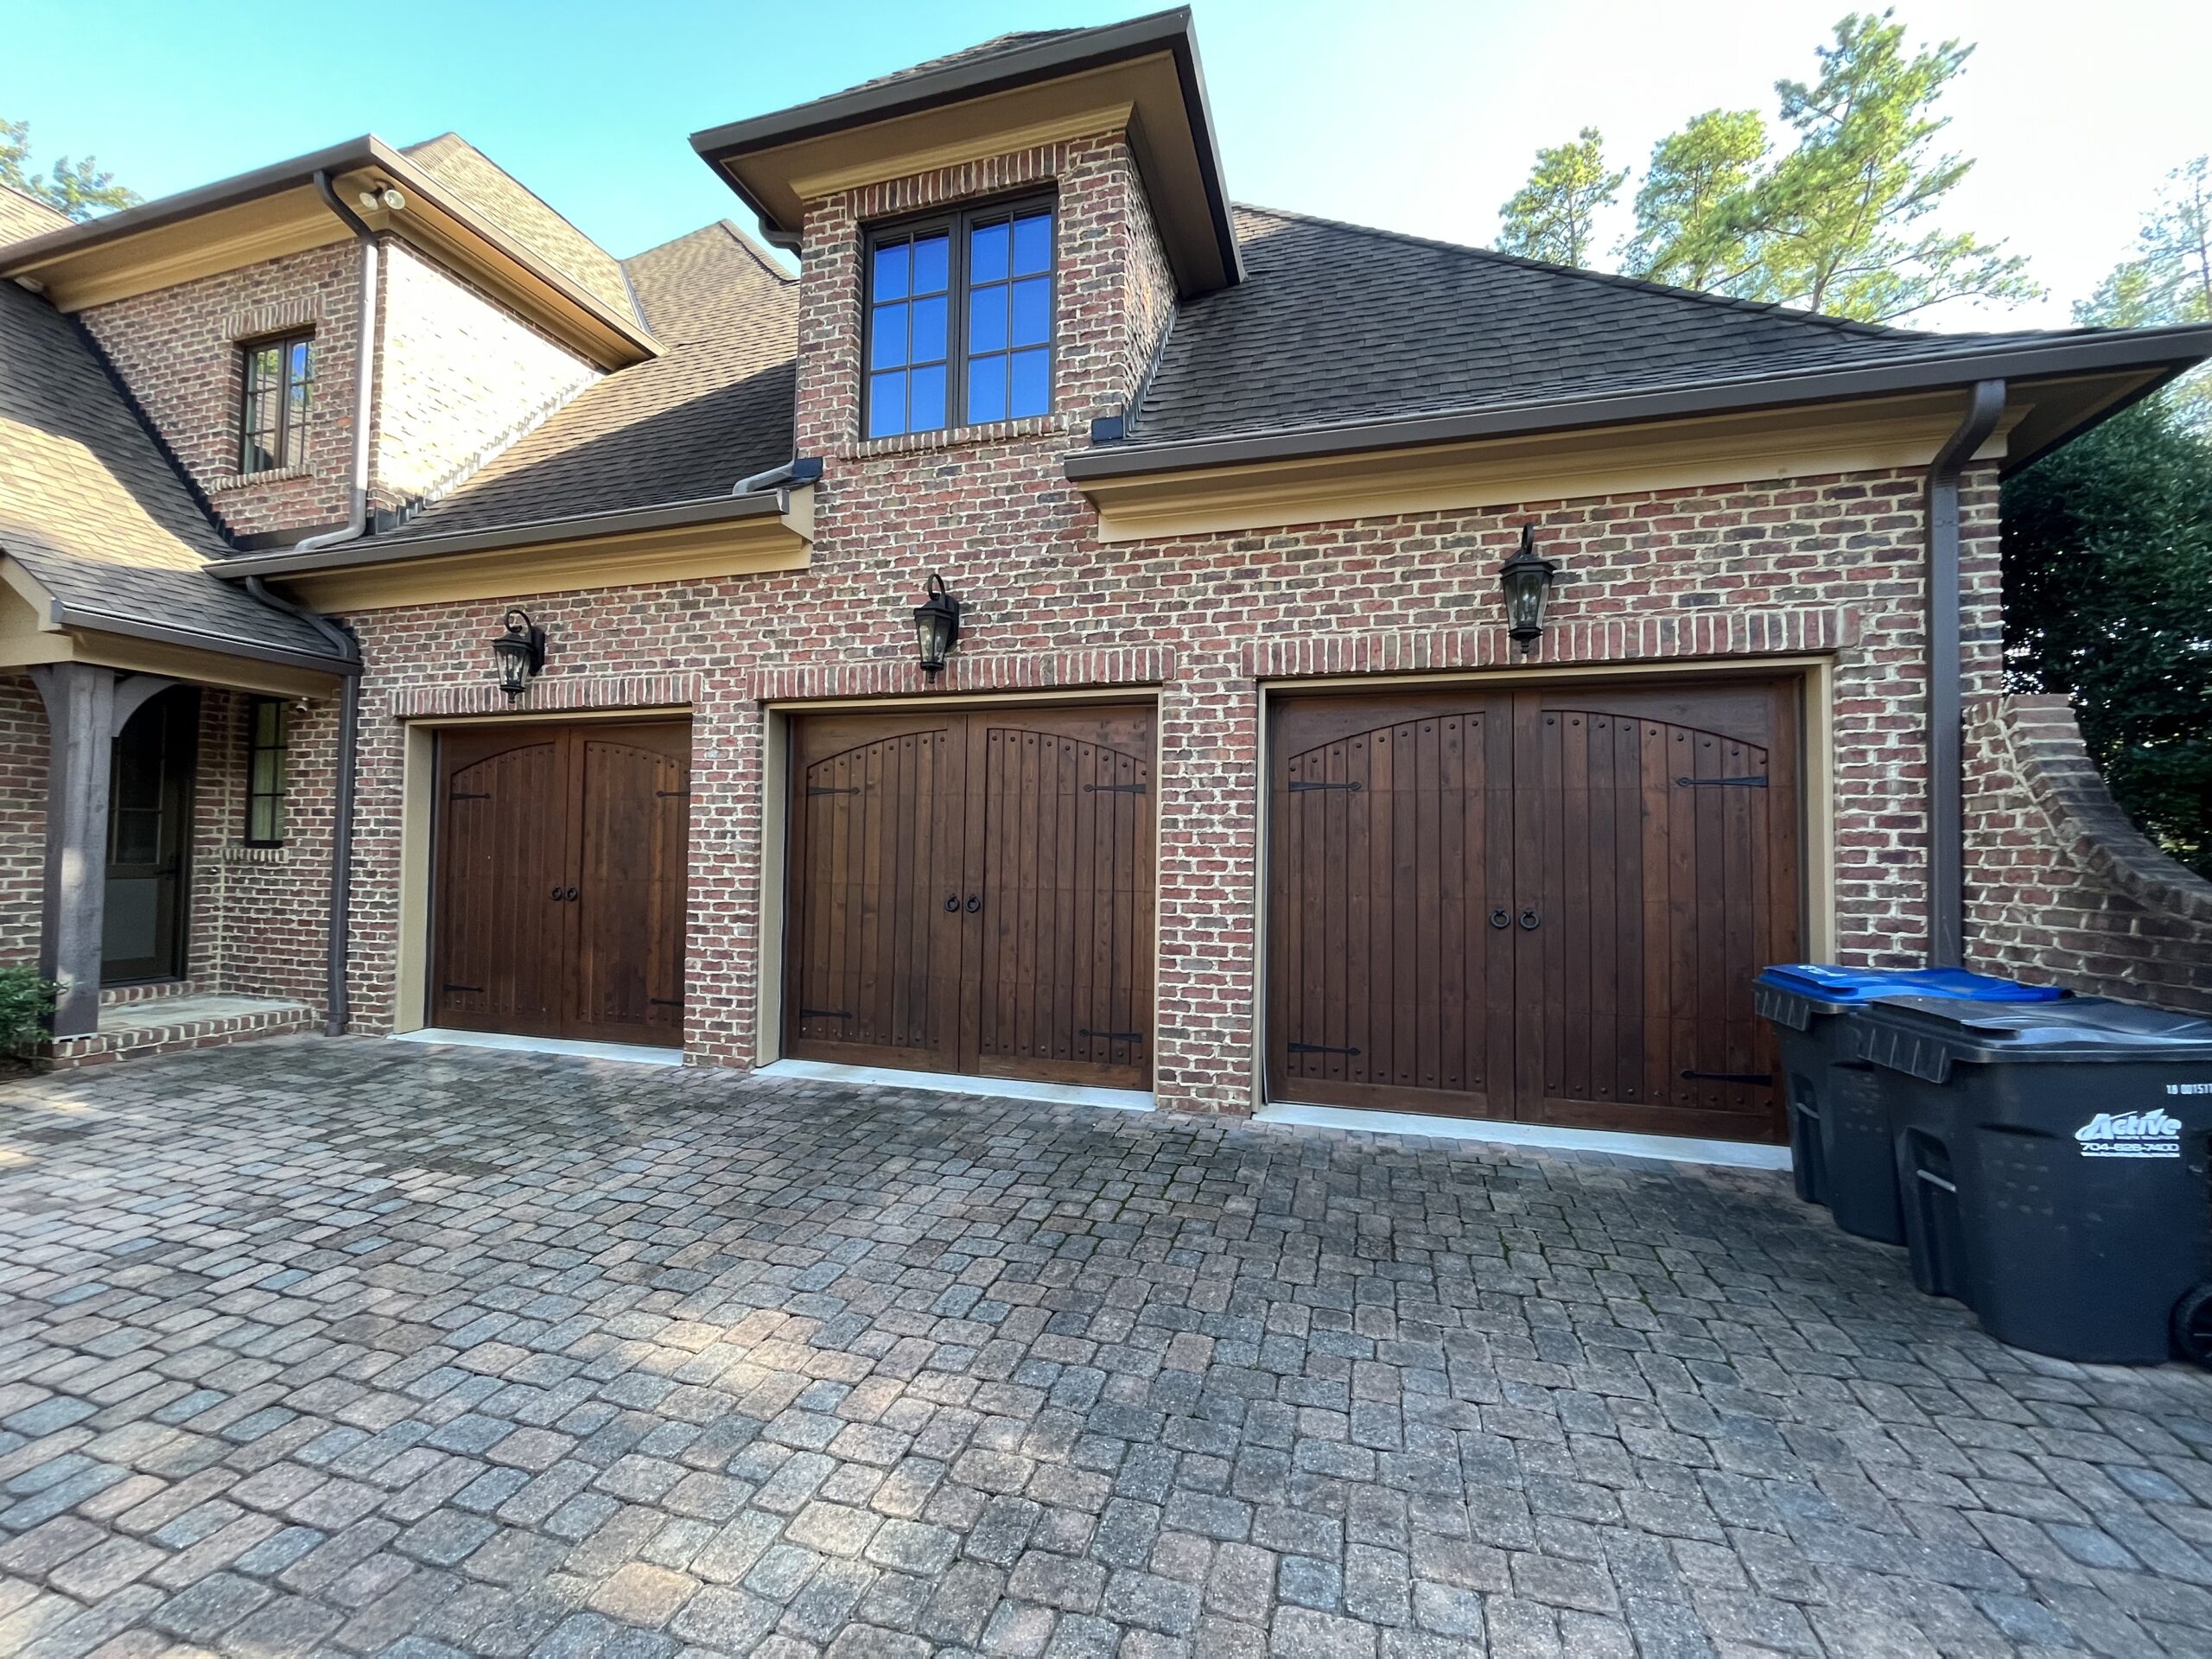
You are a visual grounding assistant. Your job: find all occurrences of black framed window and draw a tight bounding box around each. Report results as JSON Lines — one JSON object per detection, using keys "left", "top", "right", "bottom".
{"left": 244, "top": 697, "right": 288, "bottom": 846}
{"left": 239, "top": 332, "right": 314, "bottom": 474}
{"left": 865, "top": 199, "right": 1053, "bottom": 439}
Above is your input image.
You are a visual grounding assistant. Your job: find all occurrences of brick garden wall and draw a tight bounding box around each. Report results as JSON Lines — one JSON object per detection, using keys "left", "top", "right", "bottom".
{"left": 79, "top": 245, "right": 364, "bottom": 542}
{"left": 1964, "top": 695, "right": 2212, "bottom": 1014}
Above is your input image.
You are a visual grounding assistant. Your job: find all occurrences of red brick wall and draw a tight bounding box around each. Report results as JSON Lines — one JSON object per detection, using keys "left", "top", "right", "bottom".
{"left": 111, "top": 133, "right": 2004, "bottom": 1116}
{"left": 1965, "top": 695, "right": 2212, "bottom": 1014}
{"left": 79, "top": 245, "right": 364, "bottom": 541}
{"left": 0, "top": 674, "right": 47, "bottom": 965}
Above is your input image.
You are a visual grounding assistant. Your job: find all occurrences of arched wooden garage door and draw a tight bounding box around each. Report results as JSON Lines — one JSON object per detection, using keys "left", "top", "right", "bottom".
{"left": 432, "top": 721, "right": 690, "bottom": 1047}
{"left": 785, "top": 705, "right": 1154, "bottom": 1089}
{"left": 1268, "top": 679, "right": 1802, "bottom": 1142}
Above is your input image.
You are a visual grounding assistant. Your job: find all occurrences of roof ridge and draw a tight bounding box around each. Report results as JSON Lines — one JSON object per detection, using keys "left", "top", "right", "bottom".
{"left": 1231, "top": 202, "right": 1923, "bottom": 340}
{"left": 622, "top": 219, "right": 798, "bottom": 289}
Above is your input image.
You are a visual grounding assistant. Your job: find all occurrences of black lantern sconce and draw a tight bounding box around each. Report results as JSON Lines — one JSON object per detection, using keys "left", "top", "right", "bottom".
{"left": 1498, "top": 524, "right": 1560, "bottom": 654}
{"left": 912, "top": 574, "right": 962, "bottom": 678}
{"left": 493, "top": 608, "right": 546, "bottom": 699}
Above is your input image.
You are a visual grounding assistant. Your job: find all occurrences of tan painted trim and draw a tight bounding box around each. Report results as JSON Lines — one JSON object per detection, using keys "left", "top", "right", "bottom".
{"left": 18, "top": 185, "right": 350, "bottom": 310}
{"left": 791, "top": 103, "right": 1135, "bottom": 197}
{"left": 1802, "top": 658, "right": 1838, "bottom": 960}
{"left": 394, "top": 721, "right": 434, "bottom": 1034}
{"left": 758, "top": 705, "right": 788, "bottom": 1067}
{"left": 271, "top": 512, "right": 811, "bottom": 611}
{"left": 1082, "top": 392, "right": 2018, "bottom": 543}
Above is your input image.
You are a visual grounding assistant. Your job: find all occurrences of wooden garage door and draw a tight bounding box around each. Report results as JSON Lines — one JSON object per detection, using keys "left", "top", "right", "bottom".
{"left": 432, "top": 721, "right": 690, "bottom": 1047}
{"left": 786, "top": 705, "right": 1154, "bottom": 1088}
{"left": 1268, "top": 680, "right": 1801, "bottom": 1141}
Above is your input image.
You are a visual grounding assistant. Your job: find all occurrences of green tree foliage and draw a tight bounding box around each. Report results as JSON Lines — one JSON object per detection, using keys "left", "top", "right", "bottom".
{"left": 2002, "top": 395, "right": 2212, "bottom": 878}
{"left": 1503, "top": 12, "right": 2040, "bottom": 323}
{"left": 1495, "top": 128, "right": 1625, "bottom": 269}
{"left": 2076, "top": 156, "right": 2211, "bottom": 426}
{"left": 0, "top": 117, "right": 139, "bottom": 221}
{"left": 1624, "top": 110, "right": 1768, "bottom": 291}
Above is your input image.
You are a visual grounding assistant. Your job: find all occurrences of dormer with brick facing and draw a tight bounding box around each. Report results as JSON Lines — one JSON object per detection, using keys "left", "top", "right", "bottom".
{"left": 692, "top": 9, "right": 1237, "bottom": 461}
{"left": 0, "top": 136, "right": 657, "bottom": 549}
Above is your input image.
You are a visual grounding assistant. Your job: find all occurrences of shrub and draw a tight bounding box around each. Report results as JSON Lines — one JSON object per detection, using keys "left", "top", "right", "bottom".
{"left": 0, "top": 963, "right": 56, "bottom": 1052}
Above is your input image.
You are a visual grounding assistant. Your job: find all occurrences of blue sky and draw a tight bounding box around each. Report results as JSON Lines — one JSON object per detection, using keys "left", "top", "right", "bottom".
{"left": 10, "top": 0, "right": 2208, "bottom": 329}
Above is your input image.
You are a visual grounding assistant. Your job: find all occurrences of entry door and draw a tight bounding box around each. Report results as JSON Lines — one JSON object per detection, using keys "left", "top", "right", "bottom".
{"left": 104, "top": 686, "right": 200, "bottom": 984}
{"left": 785, "top": 706, "right": 1154, "bottom": 1088}
{"left": 432, "top": 721, "right": 690, "bottom": 1046}
{"left": 1268, "top": 680, "right": 1801, "bottom": 1142}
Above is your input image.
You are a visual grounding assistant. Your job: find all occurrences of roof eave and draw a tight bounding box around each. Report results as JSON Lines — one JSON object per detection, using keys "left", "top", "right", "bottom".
{"left": 690, "top": 8, "right": 1240, "bottom": 291}
{"left": 1, "top": 136, "right": 660, "bottom": 366}
{"left": 51, "top": 602, "right": 359, "bottom": 677}
{"left": 1069, "top": 327, "right": 2212, "bottom": 482}
{"left": 207, "top": 488, "right": 799, "bottom": 581}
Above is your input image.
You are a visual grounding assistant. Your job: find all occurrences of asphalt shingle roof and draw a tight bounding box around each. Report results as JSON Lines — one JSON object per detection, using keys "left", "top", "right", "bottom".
{"left": 0, "top": 283, "right": 335, "bottom": 659}
{"left": 404, "top": 134, "right": 641, "bottom": 324}
{"left": 372, "top": 221, "right": 796, "bottom": 542}
{"left": 0, "top": 184, "right": 68, "bottom": 247}
{"left": 840, "top": 30, "right": 1083, "bottom": 96}
{"left": 1124, "top": 206, "right": 2093, "bottom": 445}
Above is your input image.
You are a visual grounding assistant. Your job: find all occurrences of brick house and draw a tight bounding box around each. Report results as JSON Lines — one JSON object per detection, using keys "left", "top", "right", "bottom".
{"left": 2, "top": 11, "right": 2208, "bottom": 1152}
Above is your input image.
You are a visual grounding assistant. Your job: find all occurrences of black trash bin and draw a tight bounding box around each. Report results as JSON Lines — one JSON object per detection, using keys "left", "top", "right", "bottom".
{"left": 1753, "top": 965, "right": 2064, "bottom": 1243}
{"left": 1852, "top": 995, "right": 2212, "bottom": 1364}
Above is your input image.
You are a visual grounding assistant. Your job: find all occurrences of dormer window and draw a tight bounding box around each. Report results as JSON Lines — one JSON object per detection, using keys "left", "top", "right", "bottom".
{"left": 865, "top": 200, "right": 1053, "bottom": 439}
{"left": 238, "top": 331, "right": 314, "bottom": 475}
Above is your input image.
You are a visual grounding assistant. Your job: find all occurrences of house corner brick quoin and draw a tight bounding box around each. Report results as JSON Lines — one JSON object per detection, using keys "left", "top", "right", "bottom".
{"left": 1, "top": 12, "right": 2202, "bottom": 1133}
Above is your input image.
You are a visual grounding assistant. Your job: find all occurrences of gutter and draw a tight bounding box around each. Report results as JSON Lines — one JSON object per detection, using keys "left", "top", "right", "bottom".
{"left": 296, "top": 171, "right": 379, "bottom": 556}
{"left": 47, "top": 601, "right": 357, "bottom": 677}
{"left": 245, "top": 579, "right": 362, "bottom": 1039}
{"left": 1924, "top": 380, "right": 2005, "bottom": 971}
{"left": 1064, "top": 325, "right": 2212, "bottom": 483}
{"left": 210, "top": 484, "right": 810, "bottom": 582}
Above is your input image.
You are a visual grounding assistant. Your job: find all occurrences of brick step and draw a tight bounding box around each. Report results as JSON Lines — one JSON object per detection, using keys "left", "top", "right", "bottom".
{"left": 43, "top": 993, "right": 318, "bottom": 1071}
{"left": 98, "top": 978, "right": 206, "bottom": 1007}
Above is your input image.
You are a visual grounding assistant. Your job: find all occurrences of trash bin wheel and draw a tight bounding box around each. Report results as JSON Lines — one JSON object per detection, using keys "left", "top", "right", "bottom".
{"left": 2172, "top": 1285, "right": 2212, "bottom": 1368}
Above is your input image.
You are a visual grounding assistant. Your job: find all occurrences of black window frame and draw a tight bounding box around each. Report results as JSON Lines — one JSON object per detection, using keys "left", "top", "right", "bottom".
{"left": 243, "top": 696, "right": 289, "bottom": 847}
{"left": 238, "top": 329, "right": 315, "bottom": 475}
{"left": 861, "top": 194, "right": 1058, "bottom": 441}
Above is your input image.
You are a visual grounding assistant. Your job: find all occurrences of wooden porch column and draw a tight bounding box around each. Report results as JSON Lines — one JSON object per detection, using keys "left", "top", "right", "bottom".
{"left": 26, "top": 665, "right": 177, "bottom": 1038}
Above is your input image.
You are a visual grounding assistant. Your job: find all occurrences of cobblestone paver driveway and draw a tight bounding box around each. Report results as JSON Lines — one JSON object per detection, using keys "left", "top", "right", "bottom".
{"left": 5, "top": 1041, "right": 2212, "bottom": 1657}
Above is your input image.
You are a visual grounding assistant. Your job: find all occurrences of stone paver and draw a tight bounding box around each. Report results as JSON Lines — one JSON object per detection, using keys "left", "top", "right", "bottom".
{"left": 4, "top": 1035, "right": 2212, "bottom": 1656}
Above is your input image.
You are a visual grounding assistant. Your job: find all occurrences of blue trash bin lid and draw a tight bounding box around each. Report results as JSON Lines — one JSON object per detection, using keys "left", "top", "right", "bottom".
{"left": 1756, "top": 963, "right": 2067, "bottom": 1008}
{"left": 1855, "top": 995, "right": 2212, "bottom": 1070}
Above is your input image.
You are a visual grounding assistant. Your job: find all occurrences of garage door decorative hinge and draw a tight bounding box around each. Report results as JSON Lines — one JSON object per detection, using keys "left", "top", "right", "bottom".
{"left": 442, "top": 982, "right": 485, "bottom": 994}
{"left": 799, "top": 1007, "right": 852, "bottom": 1020}
{"left": 1084, "top": 781, "right": 1147, "bottom": 794}
{"left": 1675, "top": 775, "right": 1767, "bottom": 788}
{"left": 1680, "top": 1069, "right": 1773, "bottom": 1084}
{"left": 657, "top": 789, "right": 690, "bottom": 798}
{"left": 1289, "top": 779, "right": 1363, "bottom": 792}
{"left": 807, "top": 785, "right": 860, "bottom": 796}
{"left": 1288, "top": 1041, "right": 1361, "bottom": 1057}
{"left": 1079, "top": 1027, "right": 1146, "bottom": 1042}
{"left": 448, "top": 791, "right": 491, "bottom": 801}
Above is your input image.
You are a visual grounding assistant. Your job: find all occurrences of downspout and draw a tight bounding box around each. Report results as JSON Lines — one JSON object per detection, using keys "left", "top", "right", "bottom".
{"left": 298, "top": 169, "right": 379, "bottom": 553}
{"left": 246, "top": 578, "right": 360, "bottom": 1038}
{"left": 1924, "top": 378, "right": 2005, "bottom": 969}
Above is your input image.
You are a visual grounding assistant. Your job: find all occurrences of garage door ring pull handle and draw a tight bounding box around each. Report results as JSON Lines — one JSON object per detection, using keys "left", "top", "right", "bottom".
{"left": 945, "top": 894, "right": 961, "bottom": 913}
{"left": 550, "top": 885, "right": 562, "bottom": 900}
{"left": 1490, "top": 907, "right": 1510, "bottom": 930}
{"left": 966, "top": 894, "right": 983, "bottom": 913}
{"left": 1519, "top": 906, "right": 1541, "bottom": 930}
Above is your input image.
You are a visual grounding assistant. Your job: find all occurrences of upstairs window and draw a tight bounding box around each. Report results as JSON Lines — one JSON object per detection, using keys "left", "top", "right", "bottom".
{"left": 239, "top": 332, "right": 314, "bottom": 474}
{"left": 244, "top": 697, "right": 289, "bottom": 845}
{"left": 865, "top": 200, "right": 1053, "bottom": 439}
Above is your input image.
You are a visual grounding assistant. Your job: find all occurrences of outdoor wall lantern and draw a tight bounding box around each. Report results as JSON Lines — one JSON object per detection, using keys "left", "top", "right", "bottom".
{"left": 493, "top": 608, "right": 546, "bottom": 698}
{"left": 912, "top": 574, "right": 962, "bottom": 678}
{"left": 1498, "top": 524, "right": 1560, "bottom": 654}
